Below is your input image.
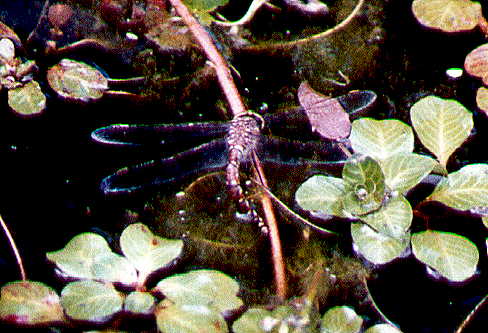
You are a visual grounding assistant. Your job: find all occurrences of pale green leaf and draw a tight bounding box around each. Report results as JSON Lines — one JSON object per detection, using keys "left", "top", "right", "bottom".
{"left": 342, "top": 155, "right": 385, "bottom": 216}
{"left": 426, "top": 164, "right": 488, "bottom": 210}
{"left": 295, "top": 175, "right": 346, "bottom": 217}
{"left": 46, "top": 233, "right": 114, "bottom": 280}
{"left": 124, "top": 291, "right": 155, "bottom": 315}
{"left": 91, "top": 252, "right": 138, "bottom": 286}
{"left": 380, "top": 153, "right": 436, "bottom": 193}
{"left": 350, "top": 118, "right": 414, "bottom": 160}
{"left": 8, "top": 81, "right": 46, "bottom": 116}
{"left": 410, "top": 96, "right": 473, "bottom": 167}
{"left": 155, "top": 269, "right": 243, "bottom": 314}
{"left": 483, "top": 217, "right": 488, "bottom": 229}
{"left": 364, "top": 323, "right": 403, "bottom": 333}
{"left": 0, "top": 281, "right": 65, "bottom": 325}
{"left": 411, "top": 230, "right": 479, "bottom": 282}
{"left": 61, "top": 280, "right": 123, "bottom": 322}
{"left": 232, "top": 307, "right": 269, "bottom": 333}
{"left": 156, "top": 302, "right": 227, "bottom": 333}
{"left": 320, "top": 306, "right": 363, "bottom": 333}
{"left": 360, "top": 195, "right": 412, "bottom": 239}
{"left": 46, "top": 59, "right": 108, "bottom": 102}
{"left": 184, "top": 0, "right": 228, "bottom": 11}
{"left": 120, "top": 223, "right": 183, "bottom": 281}
{"left": 351, "top": 223, "right": 410, "bottom": 265}
{"left": 412, "top": 0, "right": 482, "bottom": 32}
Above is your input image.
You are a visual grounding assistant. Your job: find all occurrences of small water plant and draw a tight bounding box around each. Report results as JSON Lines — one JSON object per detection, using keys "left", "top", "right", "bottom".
{"left": 295, "top": 95, "right": 485, "bottom": 282}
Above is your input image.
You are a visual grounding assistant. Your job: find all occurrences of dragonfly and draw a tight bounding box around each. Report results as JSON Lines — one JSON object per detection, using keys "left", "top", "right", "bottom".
{"left": 91, "top": 90, "right": 377, "bottom": 212}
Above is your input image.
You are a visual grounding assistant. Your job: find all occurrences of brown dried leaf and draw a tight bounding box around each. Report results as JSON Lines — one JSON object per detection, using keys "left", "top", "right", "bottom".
{"left": 0, "top": 21, "right": 22, "bottom": 49}
{"left": 465, "top": 43, "right": 488, "bottom": 85}
{"left": 297, "top": 81, "right": 351, "bottom": 140}
{"left": 476, "top": 86, "right": 488, "bottom": 116}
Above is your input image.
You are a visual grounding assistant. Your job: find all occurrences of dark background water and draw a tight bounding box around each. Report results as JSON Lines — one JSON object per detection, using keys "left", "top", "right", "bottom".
{"left": 0, "top": 1, "right": 486, "bottom": 332}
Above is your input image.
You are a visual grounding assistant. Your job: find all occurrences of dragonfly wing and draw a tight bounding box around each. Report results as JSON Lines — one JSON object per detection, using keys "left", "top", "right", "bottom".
{"left": 91, "top": 122, "right": 228, "bottom": 148}
{"left": 101, "top": 138, "right": 228, "bottom": 195}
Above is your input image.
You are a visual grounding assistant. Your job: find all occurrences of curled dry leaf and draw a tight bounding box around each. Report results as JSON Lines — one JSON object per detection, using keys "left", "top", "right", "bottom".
{"left": 476, "top": 86, "right": 488, "bottom": 115}
{"left": 0, "top": 21, "right": 22, "bottom": 49}
{"left": 465, "top": 44, "right": 488, "bottom": 85}
{"left": 48, "top": 4, "right": 73, "bottom": 29}
{"left": 412, "top": 0, "right": 482, "bottom": 33}
{"left": 297, "top": 81, "right": 351, "bottom": 140}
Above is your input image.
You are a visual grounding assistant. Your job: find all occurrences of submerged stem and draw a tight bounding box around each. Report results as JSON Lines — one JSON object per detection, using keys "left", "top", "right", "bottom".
{"left": 0, "top": 214, "right": 26, "bottom": 281}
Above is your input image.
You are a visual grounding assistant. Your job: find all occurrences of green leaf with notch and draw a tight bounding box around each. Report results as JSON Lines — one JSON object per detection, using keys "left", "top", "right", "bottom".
{"left": 380, "top": 153, "right": 436, "bottom": 193}
{"left": 61, "top": 280, "right": 123, "bottom": 322}
{"left": 342, "top": 155, "right": 385, "bottom": 216}
{"left": 426, "top": 164, "right": 488, "bottom": 210}
{"left": 120, "top": 223, "right": 183, "bottom": 281}
{"left": 411, "top": 230, "right": 479, "bottom": 282}
{"left": 295, "top": 175, "right": 346, "bottom": 217}
{"left": 350, "top": 118, "right": 414, "bottom": 160}
{"left": 0, "top": 281, "right": 65, "bottom": 325}
{"left": 8, "top": 80, "right": 46, "bottom": 116}
{"left": 351, "top": 223, "right": 410, "bottom": 264}
{"left": 410, "top": 96, "right": 473, "bottom": 167}
{"left": 155, "top": 269, "right": 243, "bottom": 315}
{"left": 360, "top": 195, "right": 412, "bottom": 239}
{"left": 320, "top": 306, "right": 363, "bottom": 333}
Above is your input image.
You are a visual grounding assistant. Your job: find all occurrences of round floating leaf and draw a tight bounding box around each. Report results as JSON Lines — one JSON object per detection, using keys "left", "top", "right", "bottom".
{"left": 411, "top": 230, "right": 479, "bottom": 282}
{"left": 426, "top": 164, "right": 488, "bottom": 210}
{"left": 298, "top": 81, "right": 351, "bottom": 140}
{"left": 0, "top": 281, "right": 65, "bottom": 325}
{"left": 380, "top": 153, "right": 436, "bottom": 193}
{"left": 91, "top": 252, "right": 138, "bottom": 286}
{"left": 475, "top": 86, "right": 488, "bottom": 116}
{"left": 350, "top": 118, "right": 414, "bottom": 160}
{"left": 342, "top": 155, "right": 385, "bottom": 216}
{"left": 0, "top": 38, "right": 15, "bottom": 62}
{"left": 412, "top": 0, "right": 482, "bottom": 32}
{"left": 320, "top": 306, "right": 363, "bottom": 333}
{"left": 155, "top": 269, "right": 243, "bottom": 314}
{"left": 46, "top": 232, "right": 114, "bottom": 280}
{"left": 360, "top": 195, "right": 412, "bottom": 239}
{"left": 232, "top": 307, "right": 270, "bottom": 333}
{"left": 483, "top": 217, "right": 488, "bottom": 229}
{"left": 61, "top": 280, "right": 123, "bottom": 322}
{"left": 120, "top": 223, "right": 183, "bottom": 281}
{"left": 364, "top": 324, "right": 403, "bottom": 333}
{"left": 156, "top": 302, "right": 227, "bottom": 333}
{"left": 47, "top": 58, "right": 108, "bottom": 102}
{"left": 295, "top": 175, "right": 346, "bottom": 217}
{"left": 8, "top": 81, "right": 46, "bottom": 116}
{"left": 410, "top": 96, "right": 473, "bottom": 167}
{"left": 124, "top": 291, "right": 155, "bottom": 315}
{"left": 351, "top": 223, "right": 410, "bottom": 265}
{"left": 465, "top": 44, "right": 488, "bottom": 86}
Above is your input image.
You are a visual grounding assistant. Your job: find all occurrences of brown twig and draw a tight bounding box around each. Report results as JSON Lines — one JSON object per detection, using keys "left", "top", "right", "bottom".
{"left": 0, "top": 214, "right": 26, "bottom": 281}
{"left": 167, "top": 0, "right": 287, "bottom": 300}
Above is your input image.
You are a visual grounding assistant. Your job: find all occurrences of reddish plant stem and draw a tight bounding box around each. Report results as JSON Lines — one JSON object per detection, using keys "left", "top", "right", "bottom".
{"left": 0, "top": 214, "right": 26, "bottom": 281}
{"left": 167, "top": 0, "right": 247, "bottom": 118}
{"left": 168, "top": 0, "right": 287, "bottom": 299}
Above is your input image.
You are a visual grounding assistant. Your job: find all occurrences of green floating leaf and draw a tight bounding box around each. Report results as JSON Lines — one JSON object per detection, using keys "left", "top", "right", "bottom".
{"left": 411, "top": 230, "right": 479, "bottom": 282}
{"left": 342, "top": 155, "right": 385, "bottom": 216}
{"left": 364, "top": 323, "right": 403, "bottom": 333}
{"left": 184, "top": 0, "right": 229, "bottom": 25}
{"left": 156, "top": 302, "right": 227, "bottom": 333}
{"left": 380, "top": 153, "right": 436, "bottom": 193}
{"left": 295, "top": 175, "right": 346, "bottom": 217}
{"left": 155, "top": 269, "right": 243, "bottom": 314}
{"left": 320, "top": 306, "right": 363, "bottom": 333}
{"left": 8, "top": 80, "right": 46, "bottom": 116}
{"left": 233, "top": 305, "right": 303, "bottom": 333}
{"left": 483, "top": 217, "right": 488, "bottom": 229}
{"left": 350, "top": 118, "right": 414, "bottom": 160}
{"left": 412, "top": 0, "right": 481, "bottom": 33}
{"left": 232, "top": 307, "right": 270, "bottom": 333}
{"left": 410, "top": 96, "right": 473, "bottom": 167}
{"left": 0, "top": 281, "right": 65, "bottom": 325}
{"left": 360, "top": 195, "right": 412, "bottom": 239}
{"left": 46, "top": 233, "right": 138, "bottom": 285}
{"left": 426, "top": 164, "right": 488, "bottom": 210}
{"left": 124, "top": 291, "right": 155, "bottom": 315}
{"left": 351, "top": 223, "right": 410, "bottom": 265}
{"left": 47, "top": 58, "right": 108, "bottom": 102}
{"left": 61, "top": 280, "right": 123, "bottom": 322}
{"left": 120, "top": 223, "right": 183, "bottom": 281}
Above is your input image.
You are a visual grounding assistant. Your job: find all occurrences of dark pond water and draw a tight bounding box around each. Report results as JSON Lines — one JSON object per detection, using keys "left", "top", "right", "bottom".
{"left": 0, "top": 1, "right": 486, "bottom": 332}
